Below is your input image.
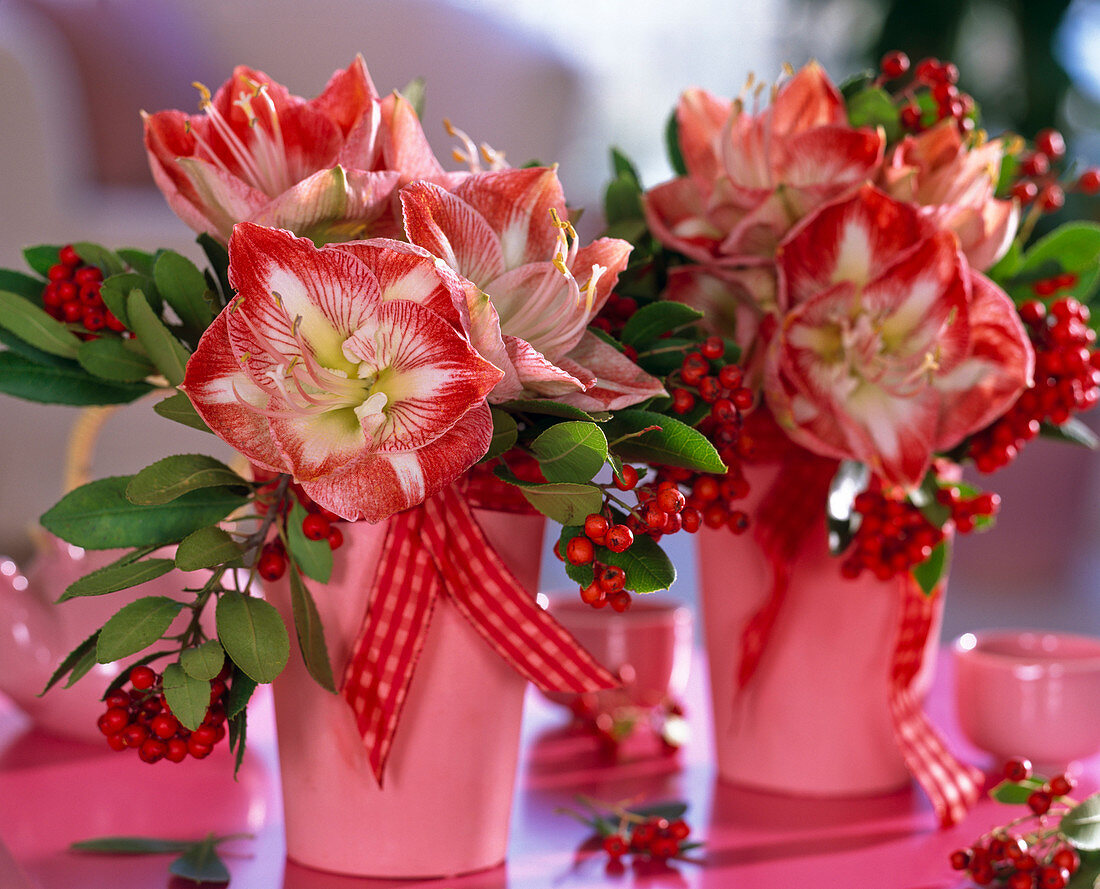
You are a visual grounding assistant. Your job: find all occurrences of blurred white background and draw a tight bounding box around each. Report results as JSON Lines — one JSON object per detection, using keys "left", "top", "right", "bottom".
{"left": 0, "top": 0, "right": 1098, "bottom": 639}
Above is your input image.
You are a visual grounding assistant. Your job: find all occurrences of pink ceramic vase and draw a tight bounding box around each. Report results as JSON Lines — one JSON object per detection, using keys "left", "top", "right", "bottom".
{"left": 262, "top": 507, "right": 544, "bottom": 878}
{"left": 697, "top": 464, "right": 942, "bottom": 796}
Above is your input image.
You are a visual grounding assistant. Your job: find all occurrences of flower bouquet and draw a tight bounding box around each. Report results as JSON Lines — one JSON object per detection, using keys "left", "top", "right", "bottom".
{"left": 593, "top": 54, "right": 1100, "bottom": 824}
{"left": 0, "top": 57, "right": 731, "bottom": 878}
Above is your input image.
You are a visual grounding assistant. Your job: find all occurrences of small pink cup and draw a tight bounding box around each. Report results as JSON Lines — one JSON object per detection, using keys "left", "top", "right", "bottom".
{"left": 542, "top": 596, "right": 692, "bottom": 709}
{"left": 954, "top": 630, "right": 1100, "bottom": 767}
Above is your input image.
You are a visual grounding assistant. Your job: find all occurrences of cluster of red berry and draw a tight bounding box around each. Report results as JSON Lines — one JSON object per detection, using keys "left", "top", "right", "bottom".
{"left": 41, "top": 245, "right": 126, "bottom": 336}
{"left": 951, "top": 760, "right": 1081, "bottom": 888}
{"left": 600, "top": 816, "right": 693, "bottom": 866}
{"left": 840, "top": 480, "right": 1000, "bottom": 580}
{"left": 878, "top": 51, "right": 976, "bottom": 135}
{"left": 969, "top": 295, "right": 1100, "bottom": 472}
{"left": 1007, "top": 129, "right": 1100, "bottom": 214}
{"left": 96, "top": 665, "right": 229, "bottom": 763}
{"left": 590, "top": 292, "right": 639, "bottom": 338}
{"left": 562, "top": 512, "right": 633, "bottom": 611}
{"left": 256, "top": 501, "right": 346, "bottom": 582}
{"left": 569, "top": 693, "right": 685, "bottom": 759}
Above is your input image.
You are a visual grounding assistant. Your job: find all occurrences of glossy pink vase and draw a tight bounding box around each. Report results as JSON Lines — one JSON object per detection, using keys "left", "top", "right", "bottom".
{"left": 263, "top": 508, "right": 544, "bottom": 878}
{"left": 697, "top": 465, "right": 942, "bottom": 796}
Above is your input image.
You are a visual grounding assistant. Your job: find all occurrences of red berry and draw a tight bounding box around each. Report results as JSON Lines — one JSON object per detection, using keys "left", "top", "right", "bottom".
{"left": 605, "top": 524, "right": 634, "bottom": 553}
{"left": 257, "top": 548, "right": 287, "bottom": 582}
{"left": 1004, "top": 758, "right": 1032, "bottom": 781}
{"left": 1040, "top": 185, "right": 1065, "bottom": 213}
{"left": 681, "top": 507, "right": 701, "bottom": 533}
{"left": 130, "top": 665, "right": 157, "bottom": 690}
{"left": 62, "top": 301, "right": 83, "bottom": 322}
{"left": 915, "top": 57, "right": 941, "bottom": 82}
{"left": 602, "top": 835, "right": 628, "bottom": 859}
{"left": 1007, "top": 871, "right": 1032, "bottom": 889}
{"left": 326, "top": 526, "right": 343, "bottom": 550}
{"left": 82, "top": 308, "right": 106, "bottom": 332}
{"left": 599, "top": 565, "right": 626, "bottom": 593}
{"left": 1078, "top": 168, "right": 1100, "bottom": 194}
{"left": 900, "top": 104, "right": 922, "bottom": 130}
{"left": 74, "top": 266, "right": 102, "bottom": 286}
{"left": 1021, "top": 152, "right": 1051, "bottom": 178}
{"left": 122, "top": 723, "right": 149, "bottom": 748}
{"left": 1039, "top": 865, "right": 1070, "bottom": 889}
{"left": 59, "top": 244, "right": 81, "bottom": 266}
{"left": 671, "top": 388, "right": 695, "bottom": 414}
{"left": 566, "top": 536, "right": 594, "bottom": 565}
{"left": 949, "top": 849, "right": 971, "bottom": 870}
{"left": 165, "top": 738, "right": 188, "bottom": 763}
{"left": 150, "top": 713, "right": 179, "bottom": 740}
{"left": 656, "top": 487, "right": 686, "bottom": 514}
{"left": 579, "top": 581, "right": 604, "bottom": 606}
{"left": 187, "top": 737, "right": 213, "bottom": 759}
{"left": 718, "top": 364, "right": 743, "bottom": 389}
{"left": 139, "top": 738, "right": 167, "bottom": 764}
{"left": 668, "top": 820, "right": 690, "bottom": 840}
{"left": 1048, "top": 773, "right": 1075, "bottom": 796}
{"left": 609, "top": 591, "right": 631, "bottom": 612}
{"left": 613, "top": 465, "right": 638, "bottom": 491}
{"left": 880, "top": 50, "right": 910, "bottom": 79}
{"left": 105, "top": 691, "right": 130, "bottom": 710}
{"left": 106, "top": 733, "right": 127, "bottom": 751}
{"left": 1027, "top": 789, "right": 1052, "bottom": 815}
{"left": 584, "top": 514, "right": 610, "bottom": 541}
{"left": 1052, "top": 845, "right": 1079, "bottom": 874}
{"left": 1012, "top": 181, "right": 1039, "bottom": 203}
{"left": 701, "top": 336, "right": 724, "bottom": 359}
{"left": 1036, "top": 128, "right": 1066, "bottom": 159}
{"left": 301, "top": 513, "right": 330, "bottom": 541}
{"left": 98, "top": 707, "right": 130, "bottom": 735}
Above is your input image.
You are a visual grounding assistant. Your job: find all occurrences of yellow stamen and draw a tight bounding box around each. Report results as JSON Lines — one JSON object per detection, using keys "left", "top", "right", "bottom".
{"left": 192, "top": 81, "right": 212, "bottom": 108}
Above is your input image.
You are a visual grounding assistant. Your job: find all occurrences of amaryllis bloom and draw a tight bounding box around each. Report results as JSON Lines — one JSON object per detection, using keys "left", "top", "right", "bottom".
{"left": 400, "top": 167, "right": 665, "bottom": 410}
{"left": 643, "top": 62, "right": 885, "bottom": 267}
{"left": 880, "top": 120, "right": 1018, "bottom": 272}
{"left": 764, "top": 186, "right": 1032, "bottom": 487}
{"left": 144, "top": 57, "right": 450, "bottom": 244}
{"left": 182, "top": 223, "right": 502, "bottom": 522}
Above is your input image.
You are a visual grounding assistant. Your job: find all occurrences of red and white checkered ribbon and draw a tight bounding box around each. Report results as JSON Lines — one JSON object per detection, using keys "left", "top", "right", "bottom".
{"left": 341, "top": 484, "right": 618, "bottom": 783}
{"left": 888, "top": 577, "right": 983, "bottom": 826}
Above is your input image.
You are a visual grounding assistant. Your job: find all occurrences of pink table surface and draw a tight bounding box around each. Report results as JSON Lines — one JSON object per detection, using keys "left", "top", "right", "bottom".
{"left": 3, "top": 650, "right": 1095, "bottom": 889}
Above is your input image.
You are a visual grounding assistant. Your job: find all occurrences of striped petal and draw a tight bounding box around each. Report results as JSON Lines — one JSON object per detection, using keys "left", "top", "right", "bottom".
{"left": 401, "top": 181, "right": 506, "bottom": 288}
{"left": 505, "top": 336, "right": 587, "bottom": 397}
{"left": 556, "top": 332, "right": 668, "bottom": 411}
{"left": 301, "top": 403, "right": 493, "bottom": 522}
{"left": 379, "top": 92, "right": 446, "bottom": 182}
{"left": 175, "top": 158, "right": 269, "bottom": 242}
{"left": 677, "top": 88, "right": 732, "bottom": 182}
{"left": 343, "top": 299, "right": 502, "bottom": 452}
{"left": 770, "top": 61, "right": 848, "bottom": 135}
{"left": 572, "top": 238, "right": 633, "bottom": 315}
{"left": 642, "top": 176, "right": 727, "bottom": 263}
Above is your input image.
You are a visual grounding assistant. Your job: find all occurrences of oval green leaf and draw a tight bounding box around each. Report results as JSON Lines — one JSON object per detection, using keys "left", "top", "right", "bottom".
{"left": 154, "top": 250, "right": 214, "bottom": 333}
{"left": 127, "top": 288, "right": 190, "bottom": 385}
{"left": 0, "top": 290, "right": 82, "bottom": 358}
{"left": 494, "top": 467, "right": 603, "bottom": 525}
{"left": 96, "top": 596, "right": 183, "bottom": 663}
{"left": 176, "top": 526, "right": 244, "bottom": 571}
{"left": 153, "top": 391, "right": 212, "bottom": 433}
{"left": 180, "top": 639, "right": 225, "bottom": 682}
{"left": 41, "top": 476, "right": 249, "bottom": 549}
{"left": 621, "top": 302, "right": 703, "bottom": 348}
{"left": 289, "top": 570, "right": 336, "bottom": 692}
{"left": 481, "top": 407, "right": 518, "bottom": 462}
{"left": 0, "top": 350, "right": 153, "bottom": 405}
{"left": 162, "top": 662, "right": 212, "bottom": 731}
{"left": 531, "top": 421, "right": 608, "bottom": 483}
{"left": 77, "top": 337, "right": 156, "bottom": 382}
{"left": 216, "top": 592, "right": 290, "bottom": 684}
{"left": 603, "top": 409, "right": 725, "bottom": 473}
{"left": 1063, "top": 794, "right": 1100, "bottom": 850}
{"left": 60, "top": 557, "right": 176, "bottom": 602}
{"left": 126, "top": 454, "right": 247, "bottom": 505}
{"left": 287, "top": 501, "right": 333, "bottom": 583}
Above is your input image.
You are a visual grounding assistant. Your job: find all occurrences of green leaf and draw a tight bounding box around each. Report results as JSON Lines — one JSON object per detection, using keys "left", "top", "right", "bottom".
{"left": 154, "top": 250, "right": 214, "bottom": 334}
{"left": 632, "top": 801, "right": 689, "bottom": 821}
{"left": 839, "top": 70, "right": 875, "bottom": 99}
{"left": 126, "top": 454, "right": 247, "bottom": 505}
{"left": 197, "top": 234, "right": 231, "bottom": 303}
{"left": 987, "top": 239, "right": 1023, "bottom": 284}
{"left": 1063, "top": 794, "right": 1100, "bottom": 850}
{"left": 600, "top": 531, "right": 676, "bottom": 593}
{"left": 23, "top": 245, "right": 61, "bottom": 277}
{"left": 826, "top": 460, "right": 870, "bottom": 555}
{"left": 0, "top": 325, "right": 78, "bottom": 368}
{"left": 531, "top": 421, "right": 609, "bottom": 483}
{"left": 154, "top": 391, "right": 212, "bottom": 433}
{"left": 1008, "top": 223, "right": 1100, "bottom": 306}
{"left": 621, "top": 302, "right": 703, "bottom": 348}
{"left": 605, "top": 176, "right": 643, "bottom": 225}
{"left": 99, "top": 272, "right": 153, "bottom": 327}
{"left": 176, "top": 526, "right": 244, "bottom": 571}
{"left": 96, "top": 596, "right": 184, "bottom": 663}
{"left": 665, "top": 109, "right": 687, "bottom": 176}
{"left": 289, "top": 569, "right": 336, "bottom": 692}
{"left": 637, "top": 336, "right": 696, "bottom": 376}
{"left": 911, "top": 539, "right": 950, "bottom": 596}
{"left": 398, "top": 76, "right": 427, "bottom": 118}
{"left": 1041, "top": 418, "right": 1100, "bottom": 449}
{"left": 990, "top": 779, "right": 1044, "bottom": 804}
{"left": 73, "top": 241, "right": 125, "bottom": 276}
{"left": 216, "top": 592, "right": 290, "bottom": 684}
{"left": 0, "top": 290, "right": 82, "bottom": 357}
{"left": 180, "top": 640, "right": 225, "bottom": 681}
{"left": 493, "top": 467, "right": 604, "bottom": 525}
{"left": 169, "top": 835, "right": 231, "bottom": 884}
{"left": 127, "top": 288, "right": 190, "bottom": 385}
{"left": 63, "top": 643, "right": 99, "bottom": 688}
{"left": 226, "top": 667, "right": 256, "bottom": 719}
{"left": 286, "top": 501, "right": 333, "bottom": 583}
{"left": 71, "top": 836, "right": 194, "bottom": 855}
{"left": 229, "top": 710, "right": 248, "bottom": 777}
{"left": 610, "top": 147, "right": 641, "bottom": 187}
{"left": 116, "top": 248, "right": 157, "bottom": 277}
{"left": 481, "top": 407, "right": 518, "bottom": 462}
{"left": 59, "top": 557, "right": 176, "bottom": 602}
{"left": 846, "top": 86, "right": 900, "bottom": 141}
{"left": 0, "top": 351, "right": 154, "bottom": 405}
{"left": 0, "top": 267, "right": 47, "bottom": 302}
{"left": 40, "top": 629, "right": 100, "bottom": 695}
{"left": 77, "top": 337, "right": 156, "bottom": 382}
{"left": 161, "top": 662, "right": 212, "bottom": 731}
{"left": 41, "top": 476, "right": 249, "bottom": 549}
{"left": 602, "top": 409, "right": 726, "bottom": 473}
{"left": 500, "top": 399, "right": 603, "bottom": 421}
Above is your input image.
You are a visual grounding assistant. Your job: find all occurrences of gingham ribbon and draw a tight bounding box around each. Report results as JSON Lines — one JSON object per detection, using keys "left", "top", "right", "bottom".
{"left": 341, "top": 484, "right": 618, "bottom": 783}
{"left": 888, "top": 577, "right": 983, "bottom": 826}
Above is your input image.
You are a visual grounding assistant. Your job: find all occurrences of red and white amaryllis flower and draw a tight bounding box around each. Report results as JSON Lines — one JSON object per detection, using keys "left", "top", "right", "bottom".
{"left": 400, "top": 167, "right": 665, "bottom": 410}
{"left": 764, "top": 185, "right": 1032, "bottom": 487}
{"left": 880, "top": 120, "right": 1018, "bottom": 272}
{"left": 144, "top": 57, "right": 450, "bottom": 244}
{"left": 643, "top": 62, "right": 885, "bottom": 267}
{"left": 183, "top": 223, "right": 502, "bottom": 522}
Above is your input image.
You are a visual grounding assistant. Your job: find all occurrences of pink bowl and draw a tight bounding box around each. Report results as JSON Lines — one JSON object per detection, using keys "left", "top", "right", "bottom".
{"left": 954, "top": 630, "right": 1100, "bottom": 767}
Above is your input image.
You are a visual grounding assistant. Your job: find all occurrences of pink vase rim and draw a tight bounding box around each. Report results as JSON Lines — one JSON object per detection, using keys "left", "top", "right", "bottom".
{"left": 953, "top": 629, "right": 1100, "bottom": 672}
{"left": 545, "top": 594, "right": 691, "bottom": 630}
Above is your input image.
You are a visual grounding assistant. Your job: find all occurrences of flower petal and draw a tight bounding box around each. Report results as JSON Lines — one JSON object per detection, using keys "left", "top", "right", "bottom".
{"left": 677, "top": 88, "right": 732, "bottom": 182}
{"left": 504, "top": 336, "right": 587, "bottom": 397}
{"left": 301, "top": 403, "right": 493, "bottom": 522}
{"left": 572, "top": 237, "right": 633, "bottom": 314}
{"left": 268, "top": 408, "right": 368, "bottom": 481}
{"left": 312, "top": 54, "right": 379, "bottom": 135}
{"left": 175, "top": 158, "right": 270, "bottom": 242}
{"left": 401, "top": 181, "right": 507, "bottom": 288}
{"left": 555, "top": 331, "right": 668, "bottom": 411}
{"left": 769, "top": 61, "right": 848, "bottom": 136}
{"left": 379, "top": 91, "right": 446, "bottom": 182}
{"left": 642, "top": 177, "right": 728, "bottom": 263}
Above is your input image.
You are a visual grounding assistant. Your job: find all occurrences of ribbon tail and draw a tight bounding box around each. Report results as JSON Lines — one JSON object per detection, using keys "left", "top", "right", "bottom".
{"left": 341, "top": 506, "right": 441, "bottom": 784}
{"left": 421, "top": 486, "right": 618, "bottom": 693}
{"left": 888, "top": 578, "right": 983, "bottom": 827}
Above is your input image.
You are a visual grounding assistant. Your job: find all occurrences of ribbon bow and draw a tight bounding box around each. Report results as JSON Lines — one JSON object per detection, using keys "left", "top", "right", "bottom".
{"left": 341, "top": 484, "right": 617, "bottom": 782}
